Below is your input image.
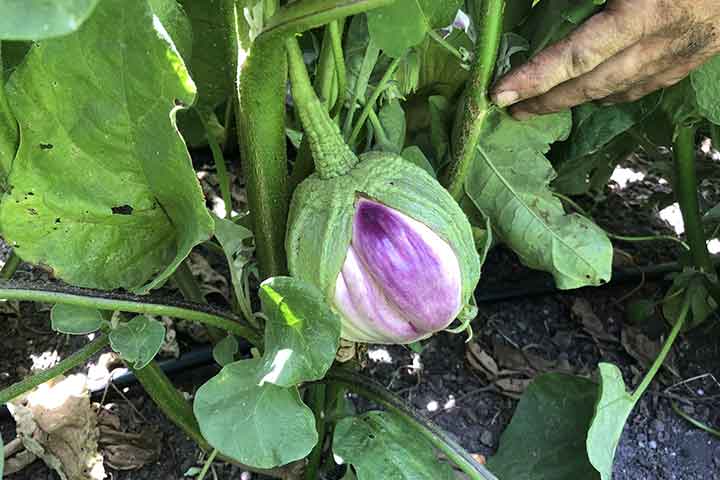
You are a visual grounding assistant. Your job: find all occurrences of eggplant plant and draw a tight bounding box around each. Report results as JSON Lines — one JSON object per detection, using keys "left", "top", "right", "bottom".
{"left": 0, "top": 1, "right": 718, "bottom": 479}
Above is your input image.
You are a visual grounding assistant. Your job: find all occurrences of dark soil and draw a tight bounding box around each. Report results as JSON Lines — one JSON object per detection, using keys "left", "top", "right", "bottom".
{"left": 2, "top": 154, "right": 719, "bottom": 480}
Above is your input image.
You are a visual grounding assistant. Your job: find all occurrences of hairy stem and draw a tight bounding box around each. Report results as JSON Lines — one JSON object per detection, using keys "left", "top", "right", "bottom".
{"left": 230, "top": 0, "right": 289, "bottom": 279}
{"left": 287, "top": 37, "right": 358, "bottom": 179}
{"left": 0, "top": 281, "right": 261, "bottom": 346}
{"left": 444, "top": 0, "right": 505, "bottom": 200}
{"left": 0, "top": 335, "right": 109, "bottom": 404}
{"left": 325, "top": 368, "right": 498, "bottom": 480}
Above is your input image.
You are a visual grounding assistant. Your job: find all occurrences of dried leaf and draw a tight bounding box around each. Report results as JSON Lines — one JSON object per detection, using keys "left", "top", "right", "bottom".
{"left": 621, "top": 326, "right": 679, "bottom": 377}
{"left": 96, "top": 409, "right": 161, "bottom": 471}
{"left": 9, "top": 375, "right": 105, "bottom": 480}
{"left": 571, "top": 298, "right": 616, "bottom": 343}
{"left": 466, "top": 343, "right": 499, "bottom": 378}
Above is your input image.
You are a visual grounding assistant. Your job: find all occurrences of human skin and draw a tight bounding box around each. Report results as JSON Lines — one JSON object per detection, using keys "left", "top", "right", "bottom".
{"left": 490, "top": 0, "right": 720, "bottom": 119}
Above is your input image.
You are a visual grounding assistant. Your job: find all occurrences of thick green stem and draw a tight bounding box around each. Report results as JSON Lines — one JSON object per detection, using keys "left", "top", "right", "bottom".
{"left": 173, "top": 260, "right": 207, "bottom": 304}
{"left": 631, "top": 292, "right": 690, "bottom": 402}
{"left": 230, "top": 0, "right": 289, "bottom": 279}
{"left": 0, "top": 281, "right": 261, "bottom": 345}
{"left": 342, "top": 41, "right": 379, "bottom": 139}
{"left": 444, "top": 0, "right": 505, "bottom": 200}
{"left": 325, "top": 368, "right": 498, "bottom": 480}
{"left": 0, "top": 336, "right": 109, "bottom": 404}
{"left": 347, "top": 55, "right": 403, "bottom": 148}
{"left": 674, "top": 125, "right": 715, "bottom": 273}
{"left": 262, "top": 0, "right": 394, "bottom": 38}
{"left": 287, "top": 38, "right": 358, "bottom": 179}
{"left": 303, "top": 384, "right": 327, "bottom": 480}
{"left": 0, "top": 250, "right": 20, "bottom": 279}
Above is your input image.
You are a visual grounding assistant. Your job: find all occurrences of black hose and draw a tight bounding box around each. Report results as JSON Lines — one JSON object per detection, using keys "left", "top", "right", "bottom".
{"left": 0, "top": 258, "right": 702, "bottom": 421}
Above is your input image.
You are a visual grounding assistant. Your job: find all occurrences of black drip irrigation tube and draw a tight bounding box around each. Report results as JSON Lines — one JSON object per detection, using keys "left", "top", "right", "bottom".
{"left": 0, "top": 258, "right": 707, "bottom": 421}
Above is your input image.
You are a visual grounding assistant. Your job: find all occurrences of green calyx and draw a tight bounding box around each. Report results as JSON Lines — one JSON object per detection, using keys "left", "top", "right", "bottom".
{"left": 286, "top": 152, "right": 481, "bottom": 316}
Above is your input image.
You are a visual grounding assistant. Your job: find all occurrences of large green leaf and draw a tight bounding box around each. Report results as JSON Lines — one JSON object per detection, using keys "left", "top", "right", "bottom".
{"left": 488, "top": 373, "right": 600, "bottom": 480}
{"left": 520, "top": 0, "right": 604, "bottom": 55}
{"left": 109, "top": 315, "right": 166, "bottom": 369}
{"left": 690, "top": 54, "right": 720, "bottom": 125}
{"left": 0, "top": 0, "right": 101, "bottom": 40}
{"left": 367, "top": 0, "right": 463, "bottom": 57}
{"left": 0, "top": 0, "right": 214, "bottom": 292}
{"left": 51, "top": 304, "right": 104, "bottom": 335}
{"left": 0, "top": 48, "right": 17, "bottom": 187}
{"left": 333, "top": 411, "right": 456, "bottom": 480}
{"left": 466, "top": 109, "right": 612, "bottom": 289}
{"left": 193, "top": 358, "right": 318, "bottom": 468}
{"left": 257, "top": 276, "right": 341, "bottom": 388}
{"left": 586, "top": 363, "right": 636, "bottom": 480}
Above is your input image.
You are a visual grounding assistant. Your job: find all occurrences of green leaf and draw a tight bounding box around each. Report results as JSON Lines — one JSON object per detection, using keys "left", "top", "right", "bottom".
{"left": 212, "top": 335, "right": 239, "bottom": 366}
{"left": 213, "top": 216, "right": 254, "bottom": 312}
{"left": 257, "top": 276, "right": 341, "bottom": 387}
{"left": 0, "top": 0, "right": 101, "bottom": 40}
{"left": 487, "top": 373, "right": 599, "bottom": 480}
{"left": 0, "top": 0, "right": 214, "bottom": 292}
{"left": 586, "top": 363, "right": 636, "bottom": 480}
{"left": 193, "top": 358, "right": 318, "bottom": 468}
{"left": 333, "top": 411, "right": 456, "bottom": 480}
{"left": 662, "top": 272, "right": 716, "bottom": 329}
{"left": 367, "top": 0, "right": 463, "bottom": 57}
{"left": 50, "top": 304, "right": 103, "bottom": 335}
{"left": 691, "top": 54, "right": 720, "bottom": 125}
{"left": 520, "top": 0, "right": 603, "bottom": 55}
{"left": 401, "top": 146, "right": 435, "bottom": 177}
{"left": 375, "top": 99, "right": 406, "bottom": 153}
{"left": 466, "top": 109, "right": 612, "bottom": 289}
{"left": 148, "top": 0, "right": 193, "bottom": 59}
{"left": 563, "top": 92, "right": 662, "bottom": 162}
{"left": 109, "top": 315, "right": 166, "bottom": 369}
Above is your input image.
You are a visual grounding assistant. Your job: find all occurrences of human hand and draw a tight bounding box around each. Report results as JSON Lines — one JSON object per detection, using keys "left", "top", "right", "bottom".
{"left": 490, "top": 0, "right": 720, "bottom": 119}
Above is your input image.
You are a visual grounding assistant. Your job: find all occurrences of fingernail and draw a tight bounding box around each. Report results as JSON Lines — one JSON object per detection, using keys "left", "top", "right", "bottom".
{"left": 493, "top": 91, "right": 520, "bottom": 107}
{"left": 511, "top": 109, "right": 536, "bottom": 121}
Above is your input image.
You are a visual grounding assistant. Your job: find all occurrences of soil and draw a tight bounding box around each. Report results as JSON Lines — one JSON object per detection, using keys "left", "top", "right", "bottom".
{"left": 1, "top": 153, "right": 719, "bottom": 480}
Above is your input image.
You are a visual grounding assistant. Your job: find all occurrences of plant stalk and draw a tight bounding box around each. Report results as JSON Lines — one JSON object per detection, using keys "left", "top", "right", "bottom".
{"left": 444, "top": 0, "right": 505, "bottom": 200}
{"left": 0, "top": 335, "right": 109, "bottom": 404}
{"left": 325, "top": 367, "right": 498, "bottom": 480}
{"left": 631, "top": 292, "right": 690, "bottom": 401}
{"left": 0, "top": 280, "right": 261, "bottom": 346}
{"left": 674, "top": 124, "right": 715, "bottom": 274}
{"left": 196, "top": 108, "right": 233, "bottom": 219}
{"left": 230, "top": 0, "right": 289, "bottom": 279}
{"left": 303, "top": 384, "right": 327, "bottom": 480}
{"left": 329, "top": 20, "right": 347, "bottom": 118}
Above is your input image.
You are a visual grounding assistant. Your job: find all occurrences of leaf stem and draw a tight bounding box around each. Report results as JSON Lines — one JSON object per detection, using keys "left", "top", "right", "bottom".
{"left": 197, "top": 449, "right": 219, "bottom": 480}
{"left": 329, "top": 20, "right": 347, "bottom": 119}
{"left": 196, "top": 108, "right": 232, "bottom": 219}
{"left": 671, "top": 401, "right": 720, "bottom": 437}
{"left": 303, "top": 384, "right": 327, "bottom": 480}
{"left": 0, "top": 251, "right": 20, "bottom": 280}
{"left": 674, "top": 125, "right": 715, "bottom": 273}
{"left": 444, "top": 0, "right": 505, "bottom": 200}
{"left": 427, "top": 29, "right": 465, "bottom": 62}
{"left": 0, "top": 281, "right": 261, "bottom": 346}
{"left": 173, "top": 260, "right": 207, "bottom": 304}
{"left": 325, "top": 367, "right": 498, "bottom": 480}
{"left": 347, "top": 55, "right": 403, "bottom": 147}
{"left": 0, "top": 335, "right": 109, "bottom": 404}
{"left": 631, "top": 292, "right": 690, "bottom": 402}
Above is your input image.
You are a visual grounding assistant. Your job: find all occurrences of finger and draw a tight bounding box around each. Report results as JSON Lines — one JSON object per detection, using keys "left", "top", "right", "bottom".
{"left": 490, "top": 8, "right": 646, "bottom": 107}
{"left": 507, "top": 37, "right": 673, "bottom": 117}
{"left": 602, "top": 57, "right": 709, "bottom": 104}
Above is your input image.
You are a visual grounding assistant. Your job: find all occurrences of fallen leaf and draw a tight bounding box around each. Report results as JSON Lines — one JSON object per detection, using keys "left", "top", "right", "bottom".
{"left": 9, "top": 375, "right": 105, "bottom": 480}
{"left": 571, "top": 298, "right": 616, "bottom": 343}
{"left": 465, "top": 343, "right": 498, "bottom": 379}
{"left": 97, "top": 408, "right": 161, "bottom": 471}
{"left": 621, "top": 326, "right": 679, "bottom": 377}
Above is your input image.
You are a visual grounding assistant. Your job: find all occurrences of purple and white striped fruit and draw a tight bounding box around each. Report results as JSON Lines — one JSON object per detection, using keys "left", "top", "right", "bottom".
{"left": 286, "top": 152, "right": 480, "bottom": 345}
